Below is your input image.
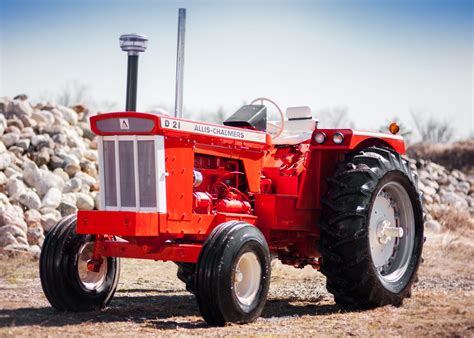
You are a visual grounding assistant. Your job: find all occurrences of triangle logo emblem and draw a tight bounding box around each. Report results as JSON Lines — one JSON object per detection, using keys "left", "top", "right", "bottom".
{"left": 119, "top": 118, "right": 130, "bottom": 130}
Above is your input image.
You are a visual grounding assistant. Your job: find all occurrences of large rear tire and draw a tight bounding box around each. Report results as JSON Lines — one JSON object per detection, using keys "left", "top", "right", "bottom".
{"left": 195, "top": 221, "right": 271, "bottom": 326}
{"left": 39, "top": 215, "right": 121, "bottom": 311}
{"left": 320, "top": 147, "right": 423, "bottom": 307}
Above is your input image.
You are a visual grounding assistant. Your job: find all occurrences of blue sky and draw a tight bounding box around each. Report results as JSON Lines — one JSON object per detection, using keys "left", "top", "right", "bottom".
{"left": 0, "top": 0, "right": 472, "bottom": 138}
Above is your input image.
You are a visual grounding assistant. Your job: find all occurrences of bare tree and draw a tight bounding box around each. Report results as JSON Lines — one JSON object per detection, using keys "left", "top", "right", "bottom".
{"left": 57, "top": 81, "right": 89, "bottom": 107}
{"left": 96, "top": 99, "right": 119, "bottom": 113}
{"left": 410, "top": 111, "right": 453, "bottom": 143}
{"left": 317, "top": 106, "right": 355, "bottom": 129}
{"left": 198, "top": 106, "right": 227, "bottom": 124}
{"left": 147, "top": 102, "right": 173, "bottom": 116}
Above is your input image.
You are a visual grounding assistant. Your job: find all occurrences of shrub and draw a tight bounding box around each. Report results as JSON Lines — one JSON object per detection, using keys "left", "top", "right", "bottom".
{"left": 407, "top": 139, "right": 474, "bottom": 171}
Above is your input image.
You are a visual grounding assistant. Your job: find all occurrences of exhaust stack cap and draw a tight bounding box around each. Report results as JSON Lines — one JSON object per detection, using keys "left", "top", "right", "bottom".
{"left": 119, "top": 33, "right": 148, "bottom": 55}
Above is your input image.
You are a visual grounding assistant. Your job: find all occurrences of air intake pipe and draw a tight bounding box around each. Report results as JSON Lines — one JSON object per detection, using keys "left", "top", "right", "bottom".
{"left": 119, "top": 33, "right": 148, "bottom": 111}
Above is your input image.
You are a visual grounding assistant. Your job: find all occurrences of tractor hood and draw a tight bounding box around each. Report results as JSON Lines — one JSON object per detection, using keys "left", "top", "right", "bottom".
{"left": 90, "top": 112, "right": 272, "bottom": 150}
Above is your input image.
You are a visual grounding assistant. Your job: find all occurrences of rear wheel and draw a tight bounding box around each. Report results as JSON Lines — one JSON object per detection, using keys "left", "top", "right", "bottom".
{"left": 195, "top": 221, "right": 271, "bottom": 326}
{"left": 39, "top": 215, "right": 120, "bottom": 311}
{"left": 320, "top": 147, "right": 423, "bottom": 307}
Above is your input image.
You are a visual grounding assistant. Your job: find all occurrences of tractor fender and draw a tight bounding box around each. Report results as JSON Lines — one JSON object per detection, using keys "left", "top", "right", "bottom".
{"left": 350, "top": 131, "right": 406, "bottom": 154}
{"left": 310, "top": 129, "right": 406, "bottom": 154}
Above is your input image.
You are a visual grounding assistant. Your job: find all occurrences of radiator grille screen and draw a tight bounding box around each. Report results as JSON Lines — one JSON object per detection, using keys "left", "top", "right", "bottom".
{"left": 101, "top": 136, "right": 161, "bottom": 211}
{"left": 118, "top": 141, "right": 136, "bottom": 207}
{"left": 137, "top": 140, "right": 157, "bottom": 208}
{"left": 103, "top": 141, "right": 117, "bottom": 207}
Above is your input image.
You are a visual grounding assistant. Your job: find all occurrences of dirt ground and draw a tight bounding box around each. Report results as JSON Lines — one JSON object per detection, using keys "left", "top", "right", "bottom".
{"left": 0, "top": 228, "right": 473, "bottom": 336}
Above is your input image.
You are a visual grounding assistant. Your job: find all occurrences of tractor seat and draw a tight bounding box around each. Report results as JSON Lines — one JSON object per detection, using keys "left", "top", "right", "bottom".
{"left": 270, "top": 106, "right": 317, "bottom": 145}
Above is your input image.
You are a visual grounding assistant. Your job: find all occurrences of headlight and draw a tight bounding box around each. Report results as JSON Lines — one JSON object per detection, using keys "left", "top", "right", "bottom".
{"left": 314, "top": 132, "right": 326, "bottom": 144}
{"left": 333, "top": 132, "right": 344, "bottom": 144}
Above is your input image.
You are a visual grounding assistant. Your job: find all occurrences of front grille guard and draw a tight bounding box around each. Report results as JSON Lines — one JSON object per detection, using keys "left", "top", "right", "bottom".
{"left": 98, "top": 135, "right": 167, "bottom": 212}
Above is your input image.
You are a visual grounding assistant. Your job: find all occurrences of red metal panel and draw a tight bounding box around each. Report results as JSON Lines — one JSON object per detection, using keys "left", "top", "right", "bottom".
{"left": 214, "top": 212, "right": 258, "bottom": 225}
{"left": 77, "top": 210, "right": 163, "bottom": 236}
{"left": 295, "top": 149, "right": 321, "bottom": 210}
{"left": 95, "top": 240, "right": 202, "bottom": 263}
{"left": 254, "top": 194, "right": 315, "bottom": 231}
{"left": 164, "top": 138, "right": 194, "bottom": 227}
{"left": 184, "top": 213, "right": 257, "bottom": 237}
{"left": 276, "top": 176, "right": 298, "bottom": 195}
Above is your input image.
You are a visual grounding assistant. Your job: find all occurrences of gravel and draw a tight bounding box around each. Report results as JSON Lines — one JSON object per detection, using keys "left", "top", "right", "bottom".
{"left": 0, "top": 230, "right": 472, "bottom": 335}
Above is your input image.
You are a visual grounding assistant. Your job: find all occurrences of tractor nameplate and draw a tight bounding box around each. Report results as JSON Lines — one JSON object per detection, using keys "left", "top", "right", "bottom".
{"left": 160, "top": 117, "right": 266, "bottom": 143}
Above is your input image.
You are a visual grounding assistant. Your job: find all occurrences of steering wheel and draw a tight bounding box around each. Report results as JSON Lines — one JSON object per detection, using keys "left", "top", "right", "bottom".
{"left": 250, "top": 97, "right": 285, "bottom": 139}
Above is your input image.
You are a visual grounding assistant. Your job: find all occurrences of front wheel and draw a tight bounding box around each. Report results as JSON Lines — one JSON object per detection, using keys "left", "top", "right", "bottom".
{"left": 195, "top": 221, "right": 271, "bottom": 326}
{"left": 320, "top": 147, "right": 424, "bottom": 307}
{"left": 39, "top": 215, "right": 121, "bottom": 311}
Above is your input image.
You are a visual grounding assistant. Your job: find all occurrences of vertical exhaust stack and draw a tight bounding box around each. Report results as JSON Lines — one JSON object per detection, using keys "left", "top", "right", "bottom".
{"left": 174, "top": 8, "right": 186, "bottom": 118}
{"left": 119, "top": 33, "right": 148, "bottom": 112}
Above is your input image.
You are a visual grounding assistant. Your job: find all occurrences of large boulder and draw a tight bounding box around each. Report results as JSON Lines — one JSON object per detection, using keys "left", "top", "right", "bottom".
{"left": 18, "top": 191, "right": 42, "bottom": 210}
{"left": 22, "top": 161, "right": 42, "bottom": 188}
{"left": 0, "top": 152, "right": 11, "bottom": 170}
{"left": 6, "top": 178, "right": 27, "bottom": 198}
{"left": 41, "top": 188, "right": 62, "bottom": 208}
{"left": 0, "top": 205, "right": 27, "bottom": 232}
{"left": 36, "top": 170, "right": 65, "bottom": 197}
{"left": 9, "top": 99, "right": 33, "bottom": 118}
{"left": 56, "top": 105, "right": 78, "bottom": 126}
{"left": 75, "top": 192, "right": 94, "bottom": 210}
{"left": 2, "top": 133, "right": 20, "bottom": 147}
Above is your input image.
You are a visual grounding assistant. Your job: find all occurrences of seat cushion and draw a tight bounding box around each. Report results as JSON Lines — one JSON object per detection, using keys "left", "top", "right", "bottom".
{"left": 269, "top": 106, "right": 317, "bottom": 145}
{"left": 286, "top": 106, "right": 312, "bottom": 120}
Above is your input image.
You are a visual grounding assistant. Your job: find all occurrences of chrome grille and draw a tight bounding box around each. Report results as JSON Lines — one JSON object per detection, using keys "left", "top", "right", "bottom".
{"left": 118, "top": 140, "right": 136, "bottom": 207}
{"left": 137, "top": 140, "right": 157, "bottom": 207}
{"left": 99, "top": 135, "right": 166, "bottom": 212}
{"left": 102, "top": 141, "right": 117, "bottom": 207}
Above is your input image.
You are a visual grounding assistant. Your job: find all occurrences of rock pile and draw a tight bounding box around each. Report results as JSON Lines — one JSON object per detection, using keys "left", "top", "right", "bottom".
{"left": 0, "top": 95, "right": 98, "bottom": 257}
{"left": 415, "top": 159, "right": 474, "bottom": 232}
{"left": 0, "top": 95, "right": 472, "bottom": 257}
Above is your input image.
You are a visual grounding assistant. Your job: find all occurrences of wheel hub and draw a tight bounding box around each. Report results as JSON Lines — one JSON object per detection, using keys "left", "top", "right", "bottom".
{"left": 233, "top": 252, "right": 262, "bottom": 306}
{"left": 376, "top": 219, "right": 404, "bottom": 245}
{"left": 368, "top": 181, "right": 415, "bottom": 288}
{"left": 235, "top": 270, "right": 243, "bottom": 283}
{"left": 77, "top": 242, "right": 108, "bottom": 291}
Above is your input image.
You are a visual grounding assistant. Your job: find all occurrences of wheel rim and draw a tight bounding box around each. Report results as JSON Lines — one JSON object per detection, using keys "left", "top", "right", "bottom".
{"left": 233, "top": 252, "right": 262, "bottom": 306}
{"left": 77, "top": 241, "right": 108, "bottom": 291}
{"left": 369, "top": 181, "right": 415, "bottom": 290}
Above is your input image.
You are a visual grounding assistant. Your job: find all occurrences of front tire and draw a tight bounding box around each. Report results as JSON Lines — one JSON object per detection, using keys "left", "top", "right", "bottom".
{"left": 195, "top": 221, "right": 271, "bottom": 326}
{"left": 39, "top": 215, "right": 121, "bottom": 311}
{"left": 176, "top": 262, "right": 196, "bottom": 294}
{"left": 320, "top": 147, "right": 423, "bottom": 308}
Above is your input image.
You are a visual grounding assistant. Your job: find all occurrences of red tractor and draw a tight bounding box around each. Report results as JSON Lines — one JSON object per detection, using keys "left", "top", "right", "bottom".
{"left": 39, "top": 28, "right": 423, "bottom": 326}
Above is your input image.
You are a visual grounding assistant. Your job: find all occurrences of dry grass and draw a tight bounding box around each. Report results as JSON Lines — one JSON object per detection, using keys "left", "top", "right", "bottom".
{"left": 0, "top": 228, "right": 473, "bottom": 336}
{"left": 430, "top": 207, "right": 474, "bottom": 231}
{"left": 407, "top": 139, "right": 474, "bottom": 171}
